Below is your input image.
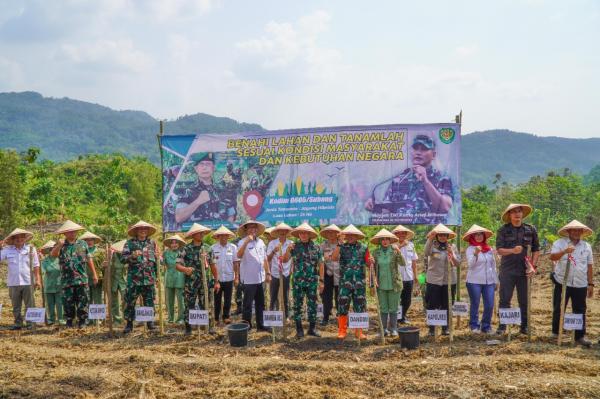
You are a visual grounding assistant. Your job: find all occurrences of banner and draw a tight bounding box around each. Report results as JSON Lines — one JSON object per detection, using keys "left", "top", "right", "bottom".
{"left": 160, "top": 123, "right": 461, "bottom": 232}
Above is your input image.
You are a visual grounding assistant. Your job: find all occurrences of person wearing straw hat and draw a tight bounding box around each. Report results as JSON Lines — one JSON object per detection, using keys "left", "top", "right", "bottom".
{"left": 267, "top": 222, "right": 294, "bottom": 319}
{"left": 319, "top": 224, "right": 342, "bottom": 326}
{"left": 283, "top": 222, "right": 325, "bottom": 338}
{"left": 550, "top": 220, "right": 594, "bottom": 347}
{"left": 495, "top": 204, "right": 540, "bottom": 335}
{"left": 40, "top": 240, "right": 64, "bottom": 326}
{"left": 392, "top": 225, "right": 419, "bottom": 325}
{"left": 332, "top": 225, "right": 370, "bottom": 340}
{"left": 50, "top": 220, "right": 99, "bottom": 328}
{"left": 263, "top": 227, "right": 275, "bottom": 243}
{"left": 423, "top": 224, "right": 460, "bottom": 336}
{"left": 370, "top": 229, "right": 404, "bottom": 337}
{"left": 109, "top": 239, "right": 127, "bottom": 325}
{"left": 121, "top": 220, "right": 160, "bottom": 334}
{"left": 163, "top": 234, "right": 186, "bottom": 324}
{"left": 463, "top": 225, "right": 498, "bottom": 334}
{"left": 177, "top": 223, "right": 219, "bottom": 335}
{"left": 80, "top": 232, "right": 106, "bottom": 315}
{"left": 211, "top": 226, "right": 239, "bottom": 325}
{"left": 0, "top": 228, "right": 41, "bottom": 330}
{"left": 236, "top": 220, "right": 271, "bottom": 332}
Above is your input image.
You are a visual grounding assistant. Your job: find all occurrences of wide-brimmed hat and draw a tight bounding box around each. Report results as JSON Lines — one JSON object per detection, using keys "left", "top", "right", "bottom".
{"left": 127, "top": 220, "right": 157, "bottom": 237}
{"left": 79, "top": 231, "right": 102, "bottom": 244}
{"left": 370, "top": 228, "right": 399, "bottom": 245}
{"left": 341, "top": 224, "right": 365, "bottom": 239}
{"left": 211, "top": 225, "right": 235, "bottom": 239}
{"left": 184, "top": 223, "right": 212, "bottom": 238}
{"left": 263, "top": 227, "right": 274, "bottom": 238}
{"left": 558, "top": 220, "right": 593, "bottom": 238}
{"left": 392, "top": 225, "right": 415, "bottom": 240}
{"left": 55, "top": 220, "right": 85, "bottom": 235}
{"left": 237, "top": 220, "right": 266, "bottom": 237}
{"left": 320, "top": 224, "right": 341, "bottom": 240}
{"left": 272, "top": 222, "right": 293, "bottom": 235}
{"left": 291, "top": 222, "right": 318, "bottom": 240}
{"left": 427, "top": 224, "right": 457, "bottom": 240}
{"left": 501, "top": 203, "right": 533, "bottom": 223}
{"left": 111, "top": 239, "right": 127, "bottom": 253}
{"left": 4, "top": 228, "right": 34, "bottom": 245}
{"left": 40, "top": 240, "right": 56, "bottom": 253}
{"left": 462, "top": 224, "right": 493, "bottom": 242}
{"left": 164, "top": 234, "right": 186, "bottom": 247}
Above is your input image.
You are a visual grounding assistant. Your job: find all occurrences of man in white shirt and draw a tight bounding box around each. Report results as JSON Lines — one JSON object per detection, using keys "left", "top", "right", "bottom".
{"left": 236, "top": 220, "right": 271, "bottom": 332}
{"left": 550, "top": 220, "right": 594, "bottom": 347}
{"left": 211, "top": 226, "right": 239, "bottom": 325}
{"left": 0, "top": 228, "right": 41, "bottom": 330}
{"left": 392, "top": 225, "right": 419, "bottom": 325}
{"left": 266, "top": 222, "right": 293, "bottom": 319}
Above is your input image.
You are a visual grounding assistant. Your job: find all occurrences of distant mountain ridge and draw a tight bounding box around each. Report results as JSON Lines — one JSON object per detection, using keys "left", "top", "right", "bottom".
{"left": 0, "top": 91, "right": 598, "bottom": 186}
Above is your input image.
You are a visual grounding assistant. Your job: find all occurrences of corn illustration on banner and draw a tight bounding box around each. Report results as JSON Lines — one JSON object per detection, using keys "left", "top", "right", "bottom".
{"left": 159, "top": 123, "right": 461, "bottom": 232}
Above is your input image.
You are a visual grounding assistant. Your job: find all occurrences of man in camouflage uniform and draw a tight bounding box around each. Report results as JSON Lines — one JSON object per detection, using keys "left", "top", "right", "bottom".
{"left": 122, "top": 221, "right": 159, "bottom": 334}
{"left": 283, "top": 223, "right": 325, "bottom": 338}
{"left": 51, "top": 220, "right": 98, "bottom": 328}
{"left": 80, "top": 232, "right": 106, "bottom": 325}
{"left": 332, "top": 225, "right": 370, "bottom": 340}
{"left": 176, "top": 223, "right": 220, "bottom": 335}
{"left": 109, "top": 240, "right": 127, "bottom": 325}
{"left": 365, "top": 135, "right": 454, "bottom": 224}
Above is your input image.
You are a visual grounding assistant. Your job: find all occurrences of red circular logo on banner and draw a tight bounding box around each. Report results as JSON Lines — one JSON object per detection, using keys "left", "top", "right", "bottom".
{"left": 243, "top": 190, "right": 263, "bottom": 219}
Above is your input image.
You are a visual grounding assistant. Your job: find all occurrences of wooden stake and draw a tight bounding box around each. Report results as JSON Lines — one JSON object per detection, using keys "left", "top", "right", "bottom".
{"left": 277, "top": 244, "right": 287, "bottom": 341}
{"left": 447, "top": 256, "right": 453, "bottom": 344}
{"left": 557, "top": 257, "right": 572, "bottom": 346}
{"left": 155, "top": 241, "right": 165, "bottom": 335}
{"left": 29, "top": 245, "right": 36, "bottom": 331}
{"left": 201, "top": 252, "right": 212, "bottom": 334}
{"left": 105, "top": 243, "right": 113, "bottom": 336}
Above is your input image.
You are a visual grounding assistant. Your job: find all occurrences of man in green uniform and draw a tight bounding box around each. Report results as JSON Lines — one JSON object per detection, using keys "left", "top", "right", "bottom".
{"left": 40, "top": 240, "right": 64, "bottom": 325}
{"left": 122, "top": 220, "right": 159, "bottom": 334}
{"left": 163, "top": 234, "right": 186, "bottom": 324}
{"left": 51, "top": 220, "right": 98, "bottom": 328}
{"left": 109, "top": 240, "right": 127, "bottom": 325}
{"left": 80, "top": 232, "right": 106, "bottom": 306}
{"left": 283, "top": 223, "right": 325, "bottom": 338}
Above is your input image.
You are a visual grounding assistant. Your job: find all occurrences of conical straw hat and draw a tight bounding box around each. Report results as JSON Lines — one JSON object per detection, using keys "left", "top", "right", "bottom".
{"left": 184, "top": 223, "right": 212, "bottom": 238}
{"left": 40, "top": 240, "right": 56, "bottom": 252}
{"left": 341, "top": 224, "right": 365, "bottom": 239}
{"left": 320, "top": 224, "right": 341, "bottom": 240}
{"left": 462, "top": 224, "right": 493, "bottom": 241}
{"left": 79, "top": 231, "right": 102, "bottom": 243}
{"left": 558, "top": 220, "right": 593, "bottom": 238}
{"left": 55, "top": 220, "right": 85, "bottom": 235}
{"left": 272, "top": 222, "right": 293, "bottom": 234}
{"left": 501, "top": 203, "right": 532, "bottom": 223}
{"left": 4, "top": 228, "right": 34, "bottom": 245}
{"left": 111, "top": 239, "right": 127, "bottom": 253}
{"left": 291, "top": 222, "right": 318, "bottom": 240}
{"left": 370, "top": 228, "right": 399, "bottom": 245}
{"left": 392, "top": 225, "right": 415, "bottom": 240}
{"left": 164, "top": 234, "right": 186, "bottom": 246}
{"left": 211, "top": 225, "right": 235, "bottom": 239}
{"left": 127, "top": 220, "right": 157, "bottom": 237}
{"left": 263, "top": 227, "right": 275, "bottom": 238}
{"left": 237, "top": 220, "right": 266, "bottom": 237}
{"left": 427, "top": 223, "right": 457, "bottom": 240}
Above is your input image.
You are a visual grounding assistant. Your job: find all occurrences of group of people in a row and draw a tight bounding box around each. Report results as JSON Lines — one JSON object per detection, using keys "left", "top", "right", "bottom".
{"left": 0, "top": 203, "right": 595, "bottom": 345}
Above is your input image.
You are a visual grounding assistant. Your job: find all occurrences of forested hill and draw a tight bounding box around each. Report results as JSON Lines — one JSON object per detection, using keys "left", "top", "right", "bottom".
{"left": 0, "top": 91, "right": 598, "bottom": 186}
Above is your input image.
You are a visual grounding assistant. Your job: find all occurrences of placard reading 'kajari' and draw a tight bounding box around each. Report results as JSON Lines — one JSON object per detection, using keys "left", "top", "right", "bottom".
{"left": 160, "top": 123, "right": 461, "bottom": 231}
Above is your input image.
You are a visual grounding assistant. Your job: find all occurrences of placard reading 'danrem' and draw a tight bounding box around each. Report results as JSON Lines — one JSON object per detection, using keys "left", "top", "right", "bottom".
{"left": 348, "top": 313, "right": 369, "bottom": 329}
{"left": 397, "top": 305, "right": 403, "bottom": 321}
{"left": 135, "top": 307, "right": 155, "bottom": 322}
{"left": 499, "top": 308, "right": 521, "bottom": 325}
{"left": 426, "top": 310, "right": 447, "bottom": 326}
{"left": 563, "top": 313, "right": 584, "bottom": 331}
{"left": 263, "top": 311, "right": 284, "bottom": 327}
{"left": 25, "top": 307, "right": 46, "bottom": 323}
{"left": 452, "top": 301, "right": 469, "bottom": 317}
{"left": 189, "top": 310, "right": 209, "bottom": 326}
{"left": 160, "top": 123, "right": 461, "bottom": 232}
{"left": 88, "top": 304, "right": 107, "bottom": 320}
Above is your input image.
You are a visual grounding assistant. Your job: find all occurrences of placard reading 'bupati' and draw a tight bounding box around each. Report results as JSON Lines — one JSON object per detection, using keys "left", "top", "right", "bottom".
{"left": 189, "top": 310, "right": 209, "bottom": 326}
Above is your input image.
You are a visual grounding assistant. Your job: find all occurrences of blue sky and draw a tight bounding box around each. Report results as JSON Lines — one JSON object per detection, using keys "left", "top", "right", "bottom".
{"left": 0, "top": 0, "right": 598, "bottom": 137}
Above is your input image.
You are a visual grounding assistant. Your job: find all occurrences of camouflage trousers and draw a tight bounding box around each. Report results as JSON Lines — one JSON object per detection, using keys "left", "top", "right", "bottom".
{"left": 183, "top": 278, "right": 213, "bottom": 323}
{"left": 124, "top": 285, "right": 155, "bottom": 322}
{"left": 292, "top": 279, "right": 319, "bottom": 322}
{"left": 337, "top": 278, "right": 366, "bottom": 316}
{"left": 63, "top": 285, "right": 89, "bottom": 322}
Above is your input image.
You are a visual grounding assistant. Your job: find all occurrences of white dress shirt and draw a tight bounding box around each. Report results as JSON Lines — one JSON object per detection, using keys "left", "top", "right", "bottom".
{"left": 267, "top": 239, "right": 293, "bottom": 278}
{"left": 238, "top": 237, "right": 266, "bottom": 285}
{"left": 211, "top": 242, "right": 239, "bottom": 282}
{"left": 465, "top": 245, "right": 498, "bottom": 285}
{"left": 552, "top": 238, "right": 594, "bottom": 288}
{"left": 1, "top": 244, "right": 40, "bottom": 287}
{"left": 399, "top": 241, "right": 418, "bottom": 281}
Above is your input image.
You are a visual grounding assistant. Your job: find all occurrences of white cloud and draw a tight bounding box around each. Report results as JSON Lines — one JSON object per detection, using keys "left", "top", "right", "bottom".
{"left": 455, "top": 45, "right": 478, "bottom": 56}
{"left": 59, "top": 39, "right": 153, "bottom": 74}
{"left": 0, "top": 57, "right": 23, "bottom": 90}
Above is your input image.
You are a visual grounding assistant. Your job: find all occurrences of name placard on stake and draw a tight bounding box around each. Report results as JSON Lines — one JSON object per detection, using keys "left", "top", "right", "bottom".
{"left": 88, "top": 304, "right": 107, "bottom": 320}
{"left": 263, "top": 311, "right": 284, "bottom": 327}
{"left": 426, "top": 309, "right": 447, "bottom": 326}
{"left": 563, "top": 313, "right": 584, "bottom": 331}
{"left": 0, "top": 303, "right": 3, "bottom": 319}
{"left": 135, "top": 307, "right": 155, "bottom": 322}
{"left": 397, "top": 305, "right": 403, "bottom": 321}
{"left": 348, "top": 312, "right": 369, "bottom": 329}
{"left": 452, "top": 301, "right": 469, "bottom": 317}
{"left": 189, "top": 310, "right": 209, "bottom": 326}
{"left": 25, "top": 307, "right": 45, "bottom": 323}
{"left": 499, "top": 308, "right": 521, "bottom": 325}
{"left": 317, "top": 304, "right": 324, "bottom": 318}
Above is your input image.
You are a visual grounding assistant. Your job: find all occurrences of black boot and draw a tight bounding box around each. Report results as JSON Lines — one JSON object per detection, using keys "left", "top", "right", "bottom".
{"left": 147, "top": 322, "right": 156, "bottom": 331}
{"left": 78, "top": 319, "right": 86, "bottom": 329}
{"left": 295, "top": 320, "right": 304, "bottom": 338}
{"left": 441, "top": 326, "right": 449, "bottom": 336}
{"left": 428, "top": 326, "right": 435, "bottom": 337}
{"left": 66, "top": 319, "right": 74, "bottom": 328}
{"left": 307, "top": 322, "right": 321, "bottom": 337}
{"left": 184, "top": 323, "right": 192, "bottom": 336}
{"left": 123, "top": 321, "right": 133, "bottom": 334}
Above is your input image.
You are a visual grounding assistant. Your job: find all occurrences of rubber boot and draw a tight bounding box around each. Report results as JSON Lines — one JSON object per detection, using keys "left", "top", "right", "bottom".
{"left": 123, "top": 321, "right": 133, "bottom": 334}
{"left": 307, "top": 322, "right": 321, "bottom": 337}
{"left": 380, "top": 312, "right": 389, "bottom": 337}
{"left": 184, "top": 323, "right": 192, "bottom": 336}
{"left": 295, "top": 320, "right": 304, "bottom": 338}
{"left": 337, "top": 315, "right": 348, "bottom": 339}
{"left": 355, "top": 328, "right": 367, "bottom": 340}
{"left": 147, "top": 321, "right": 156, "bottom": 331}
{"left": 389, "top": 313, "right": 399, "bottom": 337}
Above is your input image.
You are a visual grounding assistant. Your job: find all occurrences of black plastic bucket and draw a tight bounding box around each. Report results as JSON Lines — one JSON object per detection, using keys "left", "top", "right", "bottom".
{"left": 398, "top": 326, "right": 420, "bottom": 349}
{"left": 227, "top": 322, "right": 250, "bottom": 347}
